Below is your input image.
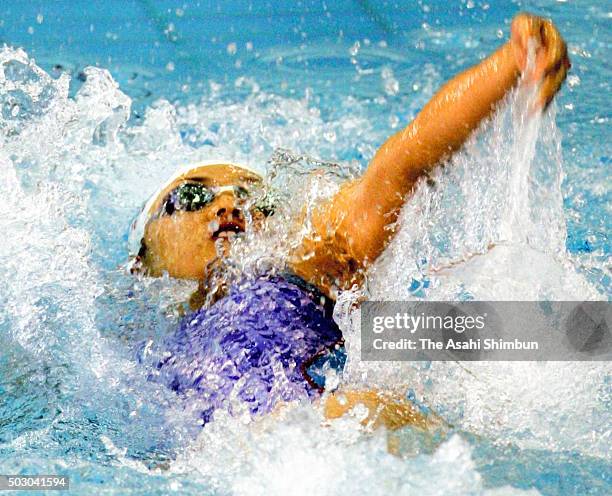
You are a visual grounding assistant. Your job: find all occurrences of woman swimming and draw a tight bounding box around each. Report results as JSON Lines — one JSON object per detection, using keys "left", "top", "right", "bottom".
{"left": 129, "top": 13, "right": 570, "bottom": 428}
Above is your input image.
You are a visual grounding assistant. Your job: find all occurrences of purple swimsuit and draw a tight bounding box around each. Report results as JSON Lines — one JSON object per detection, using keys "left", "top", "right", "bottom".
{"left": 153, "top": 274, "right": 344, "bottom": 424}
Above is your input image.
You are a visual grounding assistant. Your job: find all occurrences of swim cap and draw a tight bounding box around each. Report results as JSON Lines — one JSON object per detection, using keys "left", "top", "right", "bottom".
{"left": 127, "top": 160, "right": 263, "bottom": 257}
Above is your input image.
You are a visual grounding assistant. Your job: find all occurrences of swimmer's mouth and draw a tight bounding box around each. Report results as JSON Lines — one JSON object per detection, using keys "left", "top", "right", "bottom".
{"left": 210, "top": 221, "right": 244, "bottom": 240}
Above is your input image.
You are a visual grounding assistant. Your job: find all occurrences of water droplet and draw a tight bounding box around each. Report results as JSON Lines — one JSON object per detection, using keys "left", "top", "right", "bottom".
{"left": 11, "top": 104, "right": 20, "bottom": 117}
{"left": 227, "top": 42, "right": 237, "bottom": 55}
{"left": 301, "top": 250, "right": 315, "bottom": 261}
{"left": 381, "top": 67, "right": 399, "bottom": 96}
{"left": 569, "top": 45, "right": 591, "bottom": 58}
{"left": 175, "top": 8, "right": 184, "bottom": 17}
{"left": 323, "top": 131, "right": 337, "bottom": 143}
{"left": 27, "top": 26, "right": 34, "bottom": 35}
{"left": 166, "top": 61, "right": 175, "bottom": 72}
{"left": 349, "top": 41, "right": 360, "bottom": 57}
{"left": 245, "top": 41, "right": 253, "bottom": 52}
{"left": 351, "top": 403, "right": 370, "bottom": 421}
{"left": 36, "top": 13, "right": 44, "bottom": 24}
{"left": 324, "top": 370, "right": 340, "bottom": 390}
{"left": 567, "top": 74, "right": 581, "bottom": 88}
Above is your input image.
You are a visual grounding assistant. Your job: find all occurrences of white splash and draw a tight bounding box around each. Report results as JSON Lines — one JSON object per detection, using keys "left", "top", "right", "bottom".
{"left": 0, "top": 43, "right": 608, "bottom": 495}
{"left": 336, "top": 78, "right": 610, "bottom": 457}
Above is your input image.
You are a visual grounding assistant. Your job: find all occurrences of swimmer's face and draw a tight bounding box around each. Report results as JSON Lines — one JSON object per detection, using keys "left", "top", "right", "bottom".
{"left": 135, "top": 164, "right": 264, "bottom": 279}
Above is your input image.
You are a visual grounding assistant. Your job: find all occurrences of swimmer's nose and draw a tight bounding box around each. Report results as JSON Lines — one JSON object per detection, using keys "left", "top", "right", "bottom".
{"left": 216, "top": 207, "right": 243, "bottom": 219}
{"left": 214, "top": 193, "right": 244, "bottom": 221}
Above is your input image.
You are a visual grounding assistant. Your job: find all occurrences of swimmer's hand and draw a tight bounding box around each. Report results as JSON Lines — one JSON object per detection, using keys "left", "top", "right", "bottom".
{"left": 510, "top": 12, "right": 570, "bottom": 109}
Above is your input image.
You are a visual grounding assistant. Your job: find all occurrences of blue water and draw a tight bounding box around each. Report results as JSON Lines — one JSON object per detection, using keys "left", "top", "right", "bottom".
{"left": 0, "top": 1, "right": 610, "bottom": 495}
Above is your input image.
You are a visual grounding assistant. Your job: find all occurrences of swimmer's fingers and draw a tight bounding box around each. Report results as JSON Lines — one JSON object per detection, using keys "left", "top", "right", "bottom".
{"left": 510, "top": 13, "right": 569, "bottom": 86}
{"left": 536, "top": 22, "right": 570, "bottom": 110}
{"left": 537, "top": 51, "right": 570, "bottom": 110}
{"left": 539, "top": 19, "right": 569, "bottom": 75}
{"left": 510, "top": 12, "right": 541, "bottom": 74}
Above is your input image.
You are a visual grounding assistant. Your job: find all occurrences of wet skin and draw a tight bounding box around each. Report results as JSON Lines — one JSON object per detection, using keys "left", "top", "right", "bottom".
{"left": 140, "top": 164, "right": 261, "bottom": 279}
{"left": 134, "top": 13, "right": 570, "bottom": 432}
{"left": 139, "top": 13, "right": 570, "bottom": 296}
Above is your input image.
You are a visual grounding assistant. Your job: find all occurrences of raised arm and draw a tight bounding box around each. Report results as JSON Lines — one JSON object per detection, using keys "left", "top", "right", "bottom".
{"left": 290, "top": 13, "right": 569, "bottom": 295}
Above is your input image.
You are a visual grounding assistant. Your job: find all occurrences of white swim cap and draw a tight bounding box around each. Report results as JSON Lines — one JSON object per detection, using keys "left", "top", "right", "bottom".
{"left": 127, "top": 160, "right": 262, "bottom": 257}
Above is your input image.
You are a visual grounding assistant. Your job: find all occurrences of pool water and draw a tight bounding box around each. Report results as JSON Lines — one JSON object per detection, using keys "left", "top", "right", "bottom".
{"left": 0, "top": 1, "right": 610, "bottom": 495}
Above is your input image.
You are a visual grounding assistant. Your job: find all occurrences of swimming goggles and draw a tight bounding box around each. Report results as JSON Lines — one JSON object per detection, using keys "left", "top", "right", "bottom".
{"left": 128, "top": 161, "right": 267, "bottom": 257}
{"left": 157, "top": 182, "right": 275, "bottom": 218}
{"left": 159, "top": 182, "right": 249, "bottom": 216}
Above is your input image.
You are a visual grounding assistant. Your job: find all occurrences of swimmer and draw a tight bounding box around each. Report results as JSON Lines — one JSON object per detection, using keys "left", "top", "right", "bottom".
{"left": 130, "top": 13, "right": 569, "bottom": 429}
